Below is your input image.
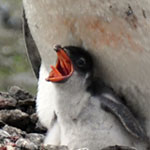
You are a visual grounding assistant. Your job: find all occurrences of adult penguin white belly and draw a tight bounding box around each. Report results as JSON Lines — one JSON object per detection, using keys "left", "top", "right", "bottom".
{"left": 23, "top": 0, "right": 150, "bottom": 149}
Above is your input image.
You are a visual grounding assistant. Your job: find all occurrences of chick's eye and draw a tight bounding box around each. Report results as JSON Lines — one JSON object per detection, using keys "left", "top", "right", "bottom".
{"left": 76, "top": 57, "right": 86, "bottom": 67}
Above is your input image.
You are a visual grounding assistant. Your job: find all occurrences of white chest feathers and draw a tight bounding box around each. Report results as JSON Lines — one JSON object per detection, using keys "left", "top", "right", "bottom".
{"left": 36, "top": 64, "right": 147, "bottom": 150}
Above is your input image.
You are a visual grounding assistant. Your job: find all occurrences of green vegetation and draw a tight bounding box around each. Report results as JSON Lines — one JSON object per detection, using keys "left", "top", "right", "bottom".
{"left": 0, "top": 0, "right": 36, "bottom": 94}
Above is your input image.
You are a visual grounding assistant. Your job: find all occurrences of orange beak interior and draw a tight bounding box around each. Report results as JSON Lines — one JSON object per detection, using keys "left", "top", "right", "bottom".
{"left": 46, "top": 48, "right": 74, "bottom": 82}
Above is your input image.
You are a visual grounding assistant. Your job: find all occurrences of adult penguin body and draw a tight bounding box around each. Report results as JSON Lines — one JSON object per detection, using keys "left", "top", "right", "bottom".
{"left": 23, "top": 1, "right": 150, "bottom": 149}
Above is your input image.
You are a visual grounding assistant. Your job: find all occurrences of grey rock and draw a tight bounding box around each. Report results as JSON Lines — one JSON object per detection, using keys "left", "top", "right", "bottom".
{"left": 17, "top": 98, "right": 35, "bottom": 107}
{"left": 0, "top": 129, "right": 11, "bottom": 138}
{"left": 16, "top": 138, "right": 38, "bottom": 150}
{"left": 0, "top": 120, "right": 5, "bottom": 128}
{"left": 26, "top": 105, "right": 35, "bottom": 115}
{"left": 0, "top": 129, "right": 11, "bottom": 145}
{"left": 3, "top": 125, "right": 26, "bottom": 138}
{"left": 9, "top": 86, "right": 33, "bottom": 100}
{"left": 30, "top": 113, "right": 38, "bottom": 124}
{"left": 17, "top": 99, "right": 35, "bottom": 115}
{"left": 0, "top": 109, "right": 30, "bottom": 129}
{"left": 35, "top": 120, "right": 47, "bottom": 133}
{"left": 26, "top": 133, "right": 44, "bottom": 145}
{"left": 0, "top": 92, "right": 17, "bottom": 109}
{"left": 42, "top": 145, "right": 69, "bottom": 150}
{"left": 0, "top": 125, "right": 25, "bottom": 147}
{"left": 0, "top": 145, "right": 15, "bottom": 150}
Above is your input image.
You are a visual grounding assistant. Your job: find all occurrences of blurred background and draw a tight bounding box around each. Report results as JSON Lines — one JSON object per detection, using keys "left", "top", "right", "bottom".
{"left": 0, "top": 0, "right": 37, "bottom": 94}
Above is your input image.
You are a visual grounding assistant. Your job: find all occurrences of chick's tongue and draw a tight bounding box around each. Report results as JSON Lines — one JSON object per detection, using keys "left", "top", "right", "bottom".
{"left": 50, "top": 65, "right": 62, "bottom": 77}
{"left": 49, "top": 57, "right": 69, "bottom": 78}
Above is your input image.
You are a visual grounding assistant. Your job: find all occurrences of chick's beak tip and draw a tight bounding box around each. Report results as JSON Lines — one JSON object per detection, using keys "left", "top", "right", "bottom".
{"left": 54, "top": 45, "right": 62, "bottom": 52}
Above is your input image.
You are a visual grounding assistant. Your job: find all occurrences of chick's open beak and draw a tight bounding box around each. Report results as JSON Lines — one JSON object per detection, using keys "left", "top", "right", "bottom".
{"left": 46, "top": 47, "right": 74, "bottom": 82}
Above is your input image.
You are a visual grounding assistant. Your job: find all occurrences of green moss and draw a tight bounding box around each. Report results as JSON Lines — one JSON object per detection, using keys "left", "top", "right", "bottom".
{"left": 12, "top": 55, "right": 29, "bottom": 73}
{"left": 1, "top": 0, "right": 22, "bottom": 6}
{"left": 0, "top": 67, "right": 11, "bottom": 77}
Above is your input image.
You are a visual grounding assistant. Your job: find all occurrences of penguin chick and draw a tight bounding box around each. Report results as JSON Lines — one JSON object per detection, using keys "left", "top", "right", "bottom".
{"left": 46, "top": 46, "right": 148, "bottom": 150}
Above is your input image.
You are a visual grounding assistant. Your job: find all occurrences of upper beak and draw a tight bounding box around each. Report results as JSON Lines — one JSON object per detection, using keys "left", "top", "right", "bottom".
{"left": 46, "top": 46, "right": 74, "bottom": 82}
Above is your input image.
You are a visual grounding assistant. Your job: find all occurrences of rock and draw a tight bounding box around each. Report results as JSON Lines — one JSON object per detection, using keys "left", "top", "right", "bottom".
{"left": 0, "top": 109, "right": 30, "bottom": 130}
{"left": 0, "top": 121, "right": 5, "bottom": 128}
{"left": 26, "top": 105, "right": 35, "bottom": 115}
{"left": 25, "top": 133, "right": 44, "bottom": 145}
{"left": 18, "top": 103, "right": 35, "bottom": 116}
{"left": 30, "top": 113, "right": 38, "bottom": 124}
{"left": 3, "top": 125, "right": 26, "bottom": 138}
{"left": 0, "top": 92, "right": 17, "bottom": 109}
{"left": 0, "top": 129, "right": 11, "bottom": 145}
{"left": 17, "top": 98, "right": 35, "bottom": 107}
{"left": 9, "top": 86, "right": 33, "bottom": 100}
{"left": 0, "top": 144, "right": 15, "bottom": 150}
{"left": 42, "top": 145, "right": 69, "bottom": 150}
{"left": 0, "top": 86, "right": 47, "bottom": 149}
{"left": 15, "top": 138, "right": 38, "bottom": 150}
{"left": 0, "top": 129, "right": 11, "bottom": 139}
{"left": 35, "top": 120, "right": 47, "bottom": 133}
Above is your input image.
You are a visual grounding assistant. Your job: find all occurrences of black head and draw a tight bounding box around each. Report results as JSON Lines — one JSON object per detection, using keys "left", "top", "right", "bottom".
{"left": 63, "top": 46, "right": 94, "bottom": 75}
{"left": 47, "top": 45, "right": 94, "bottom": 83}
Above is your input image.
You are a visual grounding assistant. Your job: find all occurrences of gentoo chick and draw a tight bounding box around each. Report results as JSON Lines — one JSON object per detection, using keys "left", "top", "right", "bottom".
{"left": 43, "top": 45, "right": 148, "bottom": 150}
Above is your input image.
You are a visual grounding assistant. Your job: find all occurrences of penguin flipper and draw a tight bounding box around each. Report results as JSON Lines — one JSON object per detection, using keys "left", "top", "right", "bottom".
{"left": 100, "top": 93, "right": 148, "bottom": 141}
{"left": 23, "top": 9, "right": 41, "bottom": 79}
